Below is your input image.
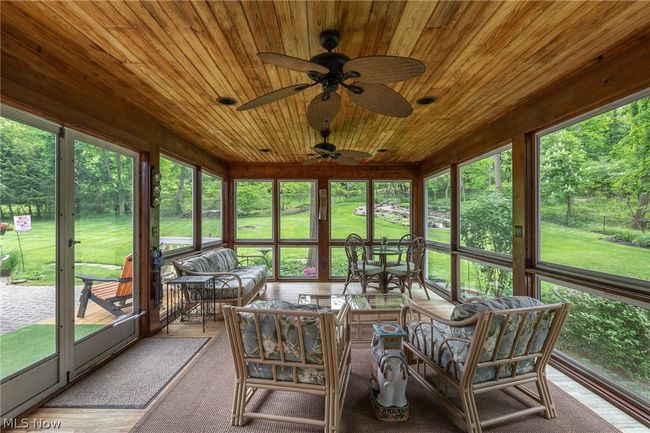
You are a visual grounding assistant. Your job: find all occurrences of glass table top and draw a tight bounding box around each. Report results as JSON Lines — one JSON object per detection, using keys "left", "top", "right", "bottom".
{"left": 367, "top": 247, "right": 401, "bottom": 255}
{"left": 297, "top": 293, "right": 411, "bottom": 311}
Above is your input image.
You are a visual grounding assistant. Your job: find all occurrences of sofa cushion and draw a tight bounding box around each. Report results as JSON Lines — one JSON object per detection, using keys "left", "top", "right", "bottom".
{"left": 451, "top": 296, "right": 544, "bottom": 321}
{"left": 406, "top": 320, "right": 537, "bottom": 384}
{"left": 208, "top": 264, "right": 268, "bottom": 299}
{"left": 239, "top": 300, "right": 330, "bottom": 385}
{"left": 181, "top": 248, "right": 238, "bottom": 274}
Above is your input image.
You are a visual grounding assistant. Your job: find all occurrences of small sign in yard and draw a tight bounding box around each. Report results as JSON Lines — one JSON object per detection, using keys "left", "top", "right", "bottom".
{"left": 12, "top": 215, "right": 31, "bottom": 272}
{"left": 13, "top": 215, "right": 31, "bottom": 232}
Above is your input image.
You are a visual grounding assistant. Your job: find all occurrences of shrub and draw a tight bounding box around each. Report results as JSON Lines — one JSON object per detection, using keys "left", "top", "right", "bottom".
{"left": 633, "top": 234, "right": 650, "bottom": 248}
{"left": 542, "top": 284, "right": 650, "bottom": 383}
{"left": 0, "top": 250, "right": 19, "bottom": 277}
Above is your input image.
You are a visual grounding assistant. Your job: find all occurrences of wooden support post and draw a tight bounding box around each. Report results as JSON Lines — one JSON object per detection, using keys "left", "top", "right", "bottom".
{"left": 194, "top": 166, "right": 202, "bottom": 252}
{"left": 512, "top": 134, "right": 528, "bottom": 296}
{"left": 450, "top": 165, "right": 460, "bottom": 302}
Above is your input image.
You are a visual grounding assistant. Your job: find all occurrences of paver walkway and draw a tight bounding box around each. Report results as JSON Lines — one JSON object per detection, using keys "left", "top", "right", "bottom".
{"left": 0, "top": 281, "right": 82, "bottom": 335}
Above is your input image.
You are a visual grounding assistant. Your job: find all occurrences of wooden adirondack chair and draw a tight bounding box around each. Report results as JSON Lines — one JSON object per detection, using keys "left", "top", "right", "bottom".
{"left": 76, "top": 254, "right": 134, "bottom": 318}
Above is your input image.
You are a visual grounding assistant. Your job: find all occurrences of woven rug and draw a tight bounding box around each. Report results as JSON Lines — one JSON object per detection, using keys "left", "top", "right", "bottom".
{"left": 46, "top": 337, "right": 209, "bottom": 409}
{"left": 130, "top": 331, "right": 617, "bottom": 433}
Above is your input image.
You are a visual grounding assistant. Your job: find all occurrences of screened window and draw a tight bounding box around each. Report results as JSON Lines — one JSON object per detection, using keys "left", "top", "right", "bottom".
{"left": 539, "top": 279, "right": 650, "bottom": 404}
{"left": 538, "top": 95, "right": 650, "bottom": 281}
{"left": 459, "top": 258, "right": 512, "bottom": 300}
{"left": 235, "top": 180, "right": 273, "bottom": 240}
{"left": 373, "top": 180, "right": 411, "bottom": 240}
{"left": 330, "top": 180, "right": 367, "bottom": 240}
{"left": 425, "top": 171, "right": 451, "bottom": 244}
{"left": 330, "top": 247, "right": 349, "bottom": 278}
{"left": 279, "top": 247, "right": 318, "bottom": 278}
{"left": 201, "top": 171, "right": 222, "bottom": 244}
{"left": 280, "top": 181, "right": 317, "bottom": 240}
{"left": 160, "top": 156, "right": 194, "bottom": 251}
{"left": 235, "top": 246, "right": 273, "bottom": 277}
{"left": 426, "top": 250, "right": 451, "bottom": 293}
{"left": 459, "top": 148, "right": 512, "bottom": 255}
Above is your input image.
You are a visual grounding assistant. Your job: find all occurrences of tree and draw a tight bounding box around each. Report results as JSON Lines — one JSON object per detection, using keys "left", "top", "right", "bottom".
{"left": 540, "top": 130, "right": 586, "bottom": 226}
{"left": 609, "top": 99, "right": 650, "bottom": 232}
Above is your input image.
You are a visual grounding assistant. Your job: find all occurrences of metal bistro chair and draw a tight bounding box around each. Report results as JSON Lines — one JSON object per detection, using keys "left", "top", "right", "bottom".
{"left": 343, "top": 234, "right": 382, "bottom": 294}
{"left": 385, "top": 237, "right": 429, "bottom": 299}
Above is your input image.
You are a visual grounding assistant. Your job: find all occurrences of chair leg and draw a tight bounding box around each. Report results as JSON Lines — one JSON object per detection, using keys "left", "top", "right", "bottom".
{"left": 460, "top": 388, "right": 482, "bottom": 433}
{"left": 536, "top": 373, "right": 557, "bottom": 419}
{"left": 418, "top": 273, "right": 431, "bottom": 300}
{"left": 76, "top": 282, "right": 92, "bottom": 318}
{"left": 233, "top": 381, "right": 247, "bottom": 426}
{"left": 343, "top": 270, "right": 352, "bottom": 294}
{"left": 406, "top": 277, "right": 414, "bottom": 299}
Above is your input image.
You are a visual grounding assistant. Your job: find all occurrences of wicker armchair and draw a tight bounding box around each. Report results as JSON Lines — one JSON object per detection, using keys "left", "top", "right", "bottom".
{"left": 223, "top": 301, "right": 351, "bottom": 433}
{"left": 400, "top": 296, "right": 570, "bottom": 433}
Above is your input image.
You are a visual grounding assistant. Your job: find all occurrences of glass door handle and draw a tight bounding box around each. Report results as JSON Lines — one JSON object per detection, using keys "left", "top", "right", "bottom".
{"left": 68, "top": 239, "right": 81, "bottom": 247}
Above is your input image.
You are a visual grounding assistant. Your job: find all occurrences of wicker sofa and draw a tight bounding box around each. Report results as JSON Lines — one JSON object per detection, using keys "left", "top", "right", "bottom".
{"left": 172, "top": 248, "right": 267, "bottom": 312}
{"left": 400, "top": 296, "right": 570, "bottom": 433}
{"left": 223, "top": 300, "right": 351, "bottom": 433}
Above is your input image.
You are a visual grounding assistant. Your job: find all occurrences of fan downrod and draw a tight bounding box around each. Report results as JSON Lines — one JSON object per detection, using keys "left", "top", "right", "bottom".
{"left": 319, "top": 30, "right": 340, "bottom": 51}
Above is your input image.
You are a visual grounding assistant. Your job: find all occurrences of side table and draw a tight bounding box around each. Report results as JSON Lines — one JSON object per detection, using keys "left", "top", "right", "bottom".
{"left": 166, "top": 275, "right": 216, "bottom": 333}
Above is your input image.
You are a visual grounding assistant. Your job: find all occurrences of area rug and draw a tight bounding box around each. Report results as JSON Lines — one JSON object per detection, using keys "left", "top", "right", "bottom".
{"left": 130, "top": 332, "right": 617, "bottom": 433}
{"left": 46, "top": 337, "right": 209, "bottom": 409}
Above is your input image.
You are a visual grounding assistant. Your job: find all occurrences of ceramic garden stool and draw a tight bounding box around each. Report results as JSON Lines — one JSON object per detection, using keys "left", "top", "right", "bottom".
{"left": 369, "top": 322, "right": 409, "bottom": 422}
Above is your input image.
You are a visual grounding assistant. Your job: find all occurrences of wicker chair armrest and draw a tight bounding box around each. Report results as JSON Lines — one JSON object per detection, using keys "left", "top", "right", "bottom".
{"left": 237, "top": 254, "right": 268, "bottom": 267}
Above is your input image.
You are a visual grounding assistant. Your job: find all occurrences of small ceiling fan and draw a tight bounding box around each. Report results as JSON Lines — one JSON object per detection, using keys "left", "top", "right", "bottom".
{"left": 238, "top": 30, "right": 426, "bottom": 129}
{"left": 303, "top": 129, "right": 371, "bottom": 166}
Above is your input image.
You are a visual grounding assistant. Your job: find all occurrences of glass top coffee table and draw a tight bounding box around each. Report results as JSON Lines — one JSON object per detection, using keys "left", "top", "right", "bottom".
{"left": 297, "top": 293, "right": 415, "bottom": 343}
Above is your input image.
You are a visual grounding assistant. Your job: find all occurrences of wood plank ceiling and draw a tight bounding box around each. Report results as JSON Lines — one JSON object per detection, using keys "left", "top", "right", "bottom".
{"left": 2, "top": 1, "right": 649, "bottom": 164}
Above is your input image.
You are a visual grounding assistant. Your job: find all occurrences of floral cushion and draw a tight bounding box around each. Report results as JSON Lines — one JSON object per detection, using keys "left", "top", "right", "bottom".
{"left": 238, "top": 300, "right": 330, "bottom": 385}
{"left": 210, "top": 265, "right": 268, "bottom": 299}
{"left": 450, "top": 296, "right": 543, "bottom": 321}
{"left": 181, "top": 248, "right": 238, "bottom": 273}
{"left": 408, "top": 296, "right": 555, "bottom": 384}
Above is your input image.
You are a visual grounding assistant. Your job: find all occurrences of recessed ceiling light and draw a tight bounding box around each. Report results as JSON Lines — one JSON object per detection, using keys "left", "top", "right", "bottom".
{"left": 416, "top": 96, "right": 437, "bottom": 105}
{"left": 217, "top": 96, "right": 237, "bottom": 106}
{"left": 259, "top": 148, "right": 271, "bottom": 153}
{"left": 376, "top": 148, "right": 388, "bottom": 153}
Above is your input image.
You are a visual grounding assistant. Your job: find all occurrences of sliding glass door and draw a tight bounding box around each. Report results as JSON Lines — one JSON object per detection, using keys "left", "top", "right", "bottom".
{"left": 0, "top": 107, "right": 139, "bottom": 418}
{"left": 70, "top": 132, "right": 138, "bottom": 376}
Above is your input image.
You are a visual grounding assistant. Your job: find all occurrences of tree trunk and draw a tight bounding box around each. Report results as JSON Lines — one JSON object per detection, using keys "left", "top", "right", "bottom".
{"left": 116, "top": 154, "right": 126, "bottom": 216}
{"left": 493, "top": 154, "right": 503, "bottom": 193}
{"left": 632, "top": 193, "right": 648, "bottom": 232}
{"left": 175, "top": 168, "right": 187, "bottom": 216}
{"left": 565, "top": 194, "right": 572, "bottom": 226}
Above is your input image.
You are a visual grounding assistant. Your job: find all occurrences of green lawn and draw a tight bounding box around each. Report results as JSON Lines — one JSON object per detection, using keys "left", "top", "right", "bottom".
{"left": 2, "top": 206, "right": 649, "bottom": 284}
{"left": 540, "top": 221, "right": 650, "bottom": 281}
{"left": 0, "top": 324, "right": 103, "bottom": 379}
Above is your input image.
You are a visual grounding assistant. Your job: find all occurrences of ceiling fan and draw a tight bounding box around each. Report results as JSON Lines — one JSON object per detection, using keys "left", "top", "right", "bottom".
{"left": 237, "top": 30, "right": 426, "bottom": 129}
{"left": 303, "top": 129, "right": 372, "bottom": 166}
